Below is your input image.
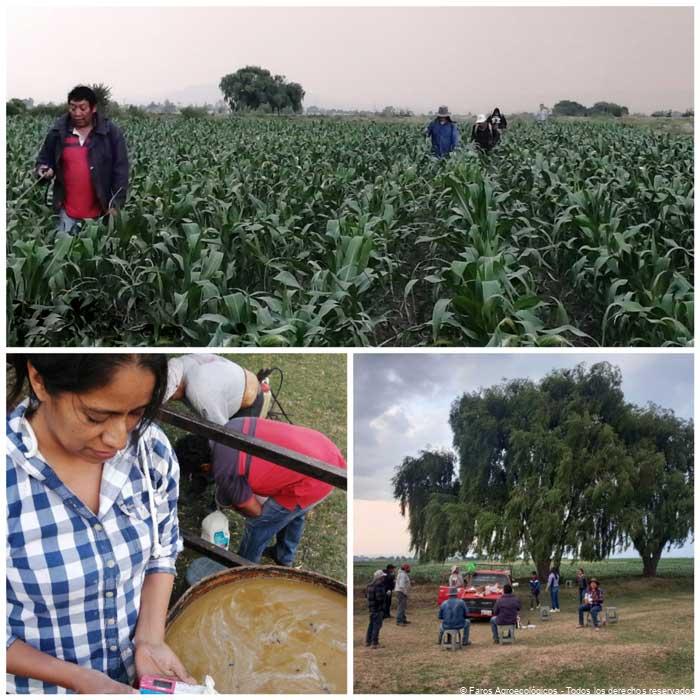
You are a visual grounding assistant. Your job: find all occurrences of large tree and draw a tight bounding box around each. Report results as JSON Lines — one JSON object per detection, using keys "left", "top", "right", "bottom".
{"left": 392, "top": 449, "right": 458, "bottom": 560}
{"left": 219, "top": 66, "right": 305, "bottom": 114}
{"left": 446, "top": 363, "right": 634, "bottom": 581}
{"left": 617, "top": 406, "right": 693, "bottom": 576}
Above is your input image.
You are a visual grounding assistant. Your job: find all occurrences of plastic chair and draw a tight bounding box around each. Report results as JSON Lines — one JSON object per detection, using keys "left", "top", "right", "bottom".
{"left": 605, "top": 607, "right": 618, "bottom": 624}
{"left": 498, "top": 625, "right": 516, "bottom": 644}
{"left": 540, "top": 605, "right": 551, "bottom": 621}
{"left": 441, "top": 629, "right": 462, "bottom": 651}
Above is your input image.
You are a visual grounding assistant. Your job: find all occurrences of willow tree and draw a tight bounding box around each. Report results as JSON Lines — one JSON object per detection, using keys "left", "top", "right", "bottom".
{"left": 392, "top": 449, "right": 457, "bottom": 560}
{"left": 617, "top": 405, "right": 694, "bottom": 576}
{"left": 448, "top": 362, "right": 633, "bottom": 582}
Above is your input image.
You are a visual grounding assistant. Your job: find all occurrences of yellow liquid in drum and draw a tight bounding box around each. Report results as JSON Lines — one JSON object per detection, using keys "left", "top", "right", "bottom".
{"left": 165, "top": 578, "right": 346, "bottom": 693}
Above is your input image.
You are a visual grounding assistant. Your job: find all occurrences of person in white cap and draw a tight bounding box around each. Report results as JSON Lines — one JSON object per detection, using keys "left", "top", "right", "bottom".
{"left": 471, "top": 114, "right": 500, "bottom": 152}
{"left": 448, "top": 565, "right": 465, "bottom": 588}
{"left": 424, "top": 105, "right": 460, "bottom": 158}
{"left": 165, "top": 354, "right": 269, "bottom": 426}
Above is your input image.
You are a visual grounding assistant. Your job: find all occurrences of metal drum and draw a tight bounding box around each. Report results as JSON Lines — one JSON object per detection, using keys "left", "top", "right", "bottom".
{"left": 166, "top": 565, "right": 347, "bottom": 694}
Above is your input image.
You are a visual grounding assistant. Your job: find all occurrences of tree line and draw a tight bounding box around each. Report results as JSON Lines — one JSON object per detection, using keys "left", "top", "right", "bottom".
{"left": 392, "top": 363, "right": 693, "bottom": 580}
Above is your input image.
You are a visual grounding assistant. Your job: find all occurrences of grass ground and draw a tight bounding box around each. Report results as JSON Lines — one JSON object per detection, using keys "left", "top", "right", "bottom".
{"left": 156, "top": 353, "right": 348, "bottom": 606}
{"left": 353, "top": 576, "right": 693, "bottom": 693}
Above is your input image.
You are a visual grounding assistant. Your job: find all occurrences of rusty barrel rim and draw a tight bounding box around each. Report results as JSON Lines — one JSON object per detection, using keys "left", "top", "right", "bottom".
{"left": 167, "top": 565, "right": 346, "bottom": 628}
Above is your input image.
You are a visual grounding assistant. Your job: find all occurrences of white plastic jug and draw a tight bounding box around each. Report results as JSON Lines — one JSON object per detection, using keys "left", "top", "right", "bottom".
{"left": 201, "top": 511, "right": 230, "bottom": 550}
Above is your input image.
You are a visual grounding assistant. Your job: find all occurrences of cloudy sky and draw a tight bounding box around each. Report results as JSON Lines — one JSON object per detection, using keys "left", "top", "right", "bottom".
{"left": 354, "top": 352, "right": 694, "bottom": 557}
{"left": 7, "top": 6, "right": 693, "bottom": 113}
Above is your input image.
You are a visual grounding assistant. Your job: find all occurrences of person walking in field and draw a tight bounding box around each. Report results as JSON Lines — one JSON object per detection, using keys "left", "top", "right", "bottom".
{"left": 395, "top": 563, "right": 412, "bottom": 625}
{"left": 437, "top": 587, "right": 471, "bottom": 646}
{"left": 425, "top": 105, "right": 460, "bottom": 158}
{"left": 36, "top": 85, "right": 129, "bottom": 234}
{"left": 490, "top": 584, "right": 521, "bottom": 644}
{"left": 576, "top": 568, "right": 589, "bottom": 604}
{"left": 471, "top": 114, "right": 500, "bottom": 152}
{"left": 488, "top": 107, "right": 508, "bottom": 131}
{"left": 448, "top": 565, "right": 465, "bottom": 588}
{"left": 546, "top": 566, "right": 561, "bottom": 612}
{"left": 366, "top": 570, "right": 387, "bottom": 648}
{"left": 174, "top": 417, "right": 346, "bottom": 566}
{"left": 383, "top": 564, "right": 397, "bottom": 619}
{"left": 577, "top": 578, "right": 605, "bottom": 630}
{"left": 528, "top": 571, "right": 541, "bottom": 610}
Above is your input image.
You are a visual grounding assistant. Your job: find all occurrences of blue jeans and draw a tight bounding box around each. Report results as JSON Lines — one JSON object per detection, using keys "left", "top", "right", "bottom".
{"left": 237, "top": 497, "right": 313, "bottom": 565}
{"left": 439, "top": 620, "right": 470, "bottom": 644}
{"left": 550, "top": 586, "right": 560, "bottom": 609}
{"left": 57, "top": 208, "right": 81, "bottom": 234}
{"left": 579, "top": 604, "right": 602, "bottom": 626}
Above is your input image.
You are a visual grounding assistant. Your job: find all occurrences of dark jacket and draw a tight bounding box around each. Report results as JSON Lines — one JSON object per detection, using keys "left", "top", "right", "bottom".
{"left": 36, "top": 112, "right": 129, "bottom": 213}
{"left": 438, "top": 597, "right": 469, "bottom": 629}
{"left": 425, "top": 119, "right": 459, "bottom": 157}
{"left": 578, "top": 576, "right": 589, "bottom": 591}
{"left": 366, "top": 580, "right": 386, "bottom": 613}
{"left": 489, "top": 111, "right": 507, "bottom": 130}
{"left": 493, "top": 593, "right": 521, "bottom": 625}
{"left": 528, "top": 577, "right": 541, "bottom": 594}
{"left": 383, "top": 570, "right": 396, "bottom": 592}
{"left": 471, "top": 123, "right": 500, "bottom": 151}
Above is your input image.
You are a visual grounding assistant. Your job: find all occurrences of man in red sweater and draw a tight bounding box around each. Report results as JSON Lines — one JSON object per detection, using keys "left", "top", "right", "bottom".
{"left": 36, "top": 85, "right": 128, "bottom": 233}
{"left": 175, "top": 417, "right": 346, "bottom": 566}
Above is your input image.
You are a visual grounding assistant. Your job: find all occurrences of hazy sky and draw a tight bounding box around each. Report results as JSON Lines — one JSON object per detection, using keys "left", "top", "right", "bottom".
{"left": 354, "top": 353, "right": 694, "bottom": 557}
{"left": 7, "top": 6, "right": 693, "bottom": 113}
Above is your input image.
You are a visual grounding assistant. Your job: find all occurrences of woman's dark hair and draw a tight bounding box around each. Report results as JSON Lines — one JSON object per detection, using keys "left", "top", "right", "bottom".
{"left": 68, "top": 85, "right": 97, "bottom": 106}
{"left": 492, "top": 107, "right": 501, "bottom": 116}
{"left": 174, "top": 434, "right": 212, "bottom": 493}
{"left": 7, "top": 354, "right": 168, "bottom": 432}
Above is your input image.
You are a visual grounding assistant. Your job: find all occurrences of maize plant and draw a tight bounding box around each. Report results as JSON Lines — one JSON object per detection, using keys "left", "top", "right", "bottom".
{"left": 6, "top": 115, "right": 693, "bottom": 346}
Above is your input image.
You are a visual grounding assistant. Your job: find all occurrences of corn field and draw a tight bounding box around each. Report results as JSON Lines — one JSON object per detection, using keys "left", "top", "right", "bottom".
{"left": 7, "top": 115, "right": 693, "bottom": 346}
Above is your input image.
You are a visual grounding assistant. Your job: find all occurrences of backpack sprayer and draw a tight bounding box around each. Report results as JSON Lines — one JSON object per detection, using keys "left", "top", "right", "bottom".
{"left": 256, "top": 367, "right": 292, "bottom": 424}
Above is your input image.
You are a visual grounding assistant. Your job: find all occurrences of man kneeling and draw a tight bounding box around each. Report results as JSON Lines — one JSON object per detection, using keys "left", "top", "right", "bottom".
{"left": 438, "top": 587, "right": 471, "bottom": 646}
{"left": 175, "top": 417, "right": 346, "bottom": 566}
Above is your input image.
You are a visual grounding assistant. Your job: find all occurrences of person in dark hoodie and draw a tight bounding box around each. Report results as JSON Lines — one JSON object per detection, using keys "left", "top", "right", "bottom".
{"left": 366, "top": 570, "right": 387, "bottom": 648}
{"left": 35, "top": 85, "right": 129, "bottom": 233}
{"left": 471, "top": 114, "right": 500, "bottom": 152}
{"left": 383, "top": 564, "right": 396, "bottom": 619}
{"left": 490, "top": 584, "right": 522, "bottom": 643}
{"left": 488, "top": 107, "right": 508, "bottom": 131}
{"left": 425, "top": 105, "right": 460, "bottom": 158}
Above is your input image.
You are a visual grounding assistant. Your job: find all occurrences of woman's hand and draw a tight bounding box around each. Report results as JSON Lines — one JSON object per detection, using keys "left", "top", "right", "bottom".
{"left": 135, "top": 641, "right": 196, "bottom": 685}
{"left": 73, "top": 668, "right": 138, "bottom": 694}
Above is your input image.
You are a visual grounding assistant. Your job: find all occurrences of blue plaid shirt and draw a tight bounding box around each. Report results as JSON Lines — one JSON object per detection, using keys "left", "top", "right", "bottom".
{"left": 6, "top": 400, "right": 183, "bottom": 693}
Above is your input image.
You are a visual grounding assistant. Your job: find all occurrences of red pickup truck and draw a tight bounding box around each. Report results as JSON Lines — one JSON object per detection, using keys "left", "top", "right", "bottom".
{"left": 437, "top": 568, "right": 516, "bottom": 620}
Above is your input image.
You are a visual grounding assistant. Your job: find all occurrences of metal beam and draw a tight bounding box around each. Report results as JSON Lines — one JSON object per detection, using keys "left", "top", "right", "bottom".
{"left": 181, "top": 531, "right": 253, "bottom": 567}
{"left": 157, "top": 407, "right": 347, "bottom": 490}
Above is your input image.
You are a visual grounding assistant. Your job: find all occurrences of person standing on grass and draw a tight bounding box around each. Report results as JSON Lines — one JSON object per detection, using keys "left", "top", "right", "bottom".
{"left": 546, "top": 566, "right": 561, "bottom": 612}
{"left": 36, "top": 85, "right": 129, "bottom": 234}
{"left": 395, "top": 563, "right": 412, "bottom": 625}
{"left": 425, "top": 105, "right": 460, "bottom": 158}
{"left": 576, "top": 568, "right": 589, "bottom": 604}
{"left": 366, "top": 570, "right": 387, "bottom": 649}
{"left": 383, "top": 564, "right": 397, "bottom": 619}
{"left": 6, "top": 354, "right": 193, "bottom": 693}
{"left": 448, "top": 565, "right": 465, "bottom": 588}
{"left": 528, "top": 571, "right": 541, "bottom": 610}
{"left": 438, "top": 587, "right": 471, "bottom": 646}
{"left": 577, "top": 578, "right": 605, "bottom": 630}
{"left": 174, "top": 418, "right": 346, "bottom": 567}
{"left": 490, "top": 584, "right": 521, "bottom": 644}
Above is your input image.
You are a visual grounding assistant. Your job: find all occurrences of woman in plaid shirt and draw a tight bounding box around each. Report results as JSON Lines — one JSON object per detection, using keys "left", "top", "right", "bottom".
{"left": 6, "top": 355, "right": 194, "bottom": 693}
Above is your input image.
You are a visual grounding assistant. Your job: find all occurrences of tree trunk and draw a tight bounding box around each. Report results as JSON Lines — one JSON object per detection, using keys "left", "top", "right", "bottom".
{"left": 642, "top": 550, "right": 662, "bottom": 577}
{"left": 535, "top": 559, "right": 551, "bottom": 584}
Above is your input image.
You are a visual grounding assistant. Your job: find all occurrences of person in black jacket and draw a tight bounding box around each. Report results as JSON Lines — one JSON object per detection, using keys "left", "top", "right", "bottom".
{"left": 36, "top": 85, "right": 129, "bottom": 234}
{"left": 488, "top": 107, "right": 508, "bottom": 131}
{"left": 471, "top": 114, "right": 500, "bottom": 153}
{"left": 383, "top": 564, "right": 396, "bottom": 619}
{"left": 366, "top": 570, "right": 387, "bottom": 648}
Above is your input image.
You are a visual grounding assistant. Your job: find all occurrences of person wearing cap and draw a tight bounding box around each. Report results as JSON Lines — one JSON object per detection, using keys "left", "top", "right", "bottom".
{"left": 448, "top": 565, "right": 465, "bottom": 588}
{"left": 395, "top": 563, "right": 412, "bottom": 625}
{"left": 471, "top": 114, "right": 500, "bottom": 152}
{"left": 438, "top": 587, "right": 471, "bottom": 646}
{"left": 490, "top": 584, "right": 522, "bottom": 643}
{"left": 577, "top": 578, "right": 605, "bottom": 629}
{"left": 365, "top": 570, "right": 387, "bottom": 648}
{"left": 383, "top": 564, "right": 397, "bottom": 619}
{"left": 165, "top": 354, "right": 269, "bottom": 426}
{"left": 425, "top": 106, "right": 460, "bottom": 158}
